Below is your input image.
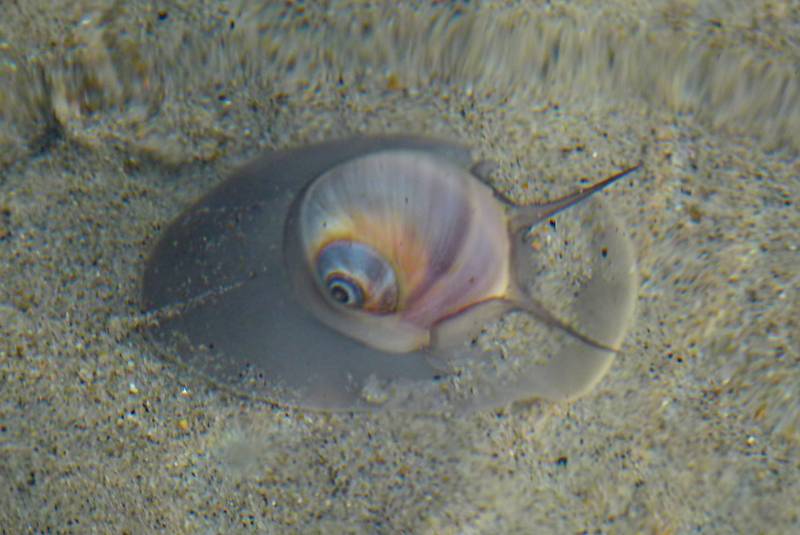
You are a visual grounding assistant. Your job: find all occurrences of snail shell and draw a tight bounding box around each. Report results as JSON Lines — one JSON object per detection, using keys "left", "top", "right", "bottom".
{"left": 285, "top": 151, "right": 512, "bottom": 355}
{"left": 142, "top": 136, "right": 639, "bottom": 412}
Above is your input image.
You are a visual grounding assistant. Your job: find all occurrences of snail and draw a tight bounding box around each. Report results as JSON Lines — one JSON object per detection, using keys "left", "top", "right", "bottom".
{"left": 142, "top": 136, "right": 639, "bottom": 413}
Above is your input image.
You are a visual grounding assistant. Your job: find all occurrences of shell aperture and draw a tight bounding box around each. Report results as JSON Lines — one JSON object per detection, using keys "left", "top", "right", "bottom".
{"left": 141, "top": 136, "right": 639, "bottom": 413}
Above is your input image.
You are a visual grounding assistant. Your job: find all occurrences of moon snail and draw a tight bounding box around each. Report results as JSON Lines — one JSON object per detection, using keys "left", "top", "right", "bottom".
{"left": 142, "top": 136, "right": 640, "bottom": 413}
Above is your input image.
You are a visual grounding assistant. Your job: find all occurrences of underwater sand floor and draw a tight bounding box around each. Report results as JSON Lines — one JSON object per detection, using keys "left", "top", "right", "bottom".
{"left": 1, "top": 1, "right": 798, "bottom": 533}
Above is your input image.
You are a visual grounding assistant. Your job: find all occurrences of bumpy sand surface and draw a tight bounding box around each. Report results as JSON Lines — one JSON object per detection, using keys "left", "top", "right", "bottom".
{"left": 1, "top": 2, "right": 798, "bottom": 533}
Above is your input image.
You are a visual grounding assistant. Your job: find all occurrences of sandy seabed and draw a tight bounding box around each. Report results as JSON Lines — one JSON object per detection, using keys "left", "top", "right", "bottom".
{"left": 1, "top": 1, "right": 798, "bottom": 533}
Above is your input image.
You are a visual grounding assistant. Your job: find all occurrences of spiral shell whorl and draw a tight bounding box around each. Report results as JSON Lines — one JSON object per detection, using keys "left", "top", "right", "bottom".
{"left": 295, "top": 151, "right": 511, "bottom": 340}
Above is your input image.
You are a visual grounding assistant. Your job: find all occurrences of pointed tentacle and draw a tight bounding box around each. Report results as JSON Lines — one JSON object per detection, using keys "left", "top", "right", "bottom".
{"left": 509, "top": 295, "right": 620, "bottom": 353}
{"left": 510, "top": 163, "right": 642, "bottom": 234}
